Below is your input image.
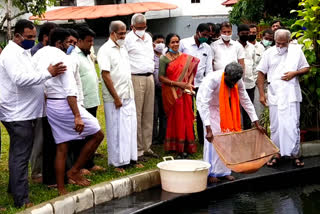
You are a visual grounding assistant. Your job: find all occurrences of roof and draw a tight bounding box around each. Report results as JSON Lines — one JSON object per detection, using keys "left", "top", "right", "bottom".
{"left": 221, "top": 0, "right": 239, "bottom": 6}
{"left": 29, "top": 2, "right": 178, "bottom": 21}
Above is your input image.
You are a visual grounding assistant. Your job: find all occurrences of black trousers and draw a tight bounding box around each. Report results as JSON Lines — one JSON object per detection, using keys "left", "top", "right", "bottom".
{"left": 241, "top": 87, "right": 256, "bottom": 130}
{"left": 69, "top": 106, "right": 98, "bottom": 169}
{"left": 194, "top": 88, "right": 204, "bottom": 144}
{"left": 153, "top": 85, "right": 167, "bottom": 144}
{"left": 2, "top": 120, "right": 35, "bottom": 207}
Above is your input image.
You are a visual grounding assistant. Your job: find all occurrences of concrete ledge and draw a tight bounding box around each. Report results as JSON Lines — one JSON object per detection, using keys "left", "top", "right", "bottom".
{"left": 51, "top": 195, "right": 76, "bottom": 214}
{"left": 71, "top": 188, "right": 94, "bottom": 213}
{"left": 20, "top": 169, "right": 161, "bottom": 214}
{"left": 128, "top": 171, "right": 152, "bottom": 193}
{"left": 20, "top": 203, "right": 54, "bottom": 214}
{"left": 302, "top": 140, "right": 320, "bottom": 157}
{"left": 91, "top": 182, "right": 113, "bottom": 205}
{"left": 110, "top": 177, "right": 133, "bottom": 199}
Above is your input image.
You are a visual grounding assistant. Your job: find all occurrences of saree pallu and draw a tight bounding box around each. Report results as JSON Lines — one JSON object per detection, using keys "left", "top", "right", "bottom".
{"left": 162, "top": 53, "right": 199, "bottom": 153}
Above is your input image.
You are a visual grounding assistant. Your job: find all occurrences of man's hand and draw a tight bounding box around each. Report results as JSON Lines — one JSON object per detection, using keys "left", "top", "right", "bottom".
{"left": 205, "top": 126, "right": 214, "bottom": 143}
{"left": 281, "top": 71, "right": 296, "bottom": 81}
{"left": 114, "top": 98, "right": 122, "bottom": 109}
{"left": 48, "top": 62, "right": 67, "bottom": 77}
{"left": 254, "top": 121, "right": 266, "bottom": 134}
{"left": 74, "top": 116, "right": 84, "bottom": 134}
{"left": 259, "top": 94, "right": 267, "bottom": 107}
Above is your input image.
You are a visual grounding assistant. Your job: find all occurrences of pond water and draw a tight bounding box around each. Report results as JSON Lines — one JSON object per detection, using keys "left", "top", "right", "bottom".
{"left": 172, "top": 184, "right": 320, "bottom": 214}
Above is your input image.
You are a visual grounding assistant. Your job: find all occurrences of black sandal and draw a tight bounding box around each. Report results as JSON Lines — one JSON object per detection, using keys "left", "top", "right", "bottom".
{"left": 267, "top": 156, "right": 280, "bottom": 167}
{"left": 293, "top": 158, "right": 304, "bottom": 168}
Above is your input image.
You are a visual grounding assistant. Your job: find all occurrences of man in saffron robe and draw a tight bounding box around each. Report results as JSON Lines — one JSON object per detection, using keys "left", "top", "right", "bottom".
{"left": 197, "top": 62, "right": 264, "bottom": 183}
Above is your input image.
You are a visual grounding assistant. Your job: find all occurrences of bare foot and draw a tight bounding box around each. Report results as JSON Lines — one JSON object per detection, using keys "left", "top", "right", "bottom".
{"left": 80, "top": 168, "right": 92, "bottom": 176}
{"left": 47, "top": 184, "right": 58, "bottom": 188}
{"left": 135, "top": 163, "right": 144, "bottom": 168}
{"left": 0, "top": 207, "right": 6, "bottom": 212}
{"left": 224, "top": 175, "right": 235, "bottom": 181}
{"left": 67, "top": 170, "right": 91, "bottom": 186}
{"left": 114, "top": 168, "right": 126, "bottom": 173}
{"left": 58, "top": 188, "right": 68, "bottom": 196}
{"left": 32, "top": 176, "right": 43, "bottom": 184}
{"left": 90, "top": 165, "right": 106, "bottom": 172}
{"left": 208, "top": 177, "right": 221, "bottom": 183}
{"left": 25, "top": 203, "right": 34, "bottom": 208}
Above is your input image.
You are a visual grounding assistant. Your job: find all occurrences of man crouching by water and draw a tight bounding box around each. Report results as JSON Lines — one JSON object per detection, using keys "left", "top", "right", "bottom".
{"left": 196, "top": 62, "right": 264, "bottom": 183}
{"left": 33, "top": 28, "right": 104, "bottom": 195}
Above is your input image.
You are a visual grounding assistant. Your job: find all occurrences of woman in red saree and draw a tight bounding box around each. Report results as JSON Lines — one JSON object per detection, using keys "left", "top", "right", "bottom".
{"left": 159, "top": 33, "right": 200, "bottom": 158}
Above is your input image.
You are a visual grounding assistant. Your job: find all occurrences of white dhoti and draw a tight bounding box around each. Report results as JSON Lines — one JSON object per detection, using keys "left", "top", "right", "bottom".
{"left": 104, "top": 99, "right": 138, "bottom": 167}
{"left": 203, "top": 105, "right": 231, "bottom": 178}
{"left": 269, "top": 102, "right": 300, "bottom": 157}
{"left": 46, "top": 99, "right": 101, "bottom": 144}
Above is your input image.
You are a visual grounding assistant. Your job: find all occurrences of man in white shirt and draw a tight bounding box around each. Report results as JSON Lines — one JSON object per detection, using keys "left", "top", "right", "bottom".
{"left": 125, "top": 13, "right": 157, "bottom": 160}
{"left": 179, "top": 23, "right": 213, "bottom": 145}
{"left": 33, "top": 28, "right": 104, "bottom": 195}
{"left": 211, "top": 21, "right": 245, "bottom": 71}
{"left": 98, "top": 21, "right": 141, "bottom": 172}
{"left": 237, "top": 24, "right": 257, "bottom": 129}
{"left": 197, "top": 62, "right": 262, "bottom": 183}
{"left": 0, "top": 19, "right": 65, "bottom": 207}
{"left": 257, "top": 29, "right": 310, "bottom": 167}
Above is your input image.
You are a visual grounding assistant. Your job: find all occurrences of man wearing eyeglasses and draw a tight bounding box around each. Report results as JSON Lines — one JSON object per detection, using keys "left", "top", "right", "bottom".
{"left": 125, "top": 13, "right": 158, "bottom": 161}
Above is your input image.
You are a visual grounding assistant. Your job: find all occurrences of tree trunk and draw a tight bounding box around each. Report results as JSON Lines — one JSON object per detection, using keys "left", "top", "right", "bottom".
{"left": 7, "top": 0, "right": 12, "bottom": 41}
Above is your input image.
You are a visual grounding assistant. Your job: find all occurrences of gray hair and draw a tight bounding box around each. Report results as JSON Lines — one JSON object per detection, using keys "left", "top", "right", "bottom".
{"left": 109, "top": 20, "right": 126, "bottom": 33}
{"left": 274, "top": 29, "right": 291, "bottom": 41}
{"left": 131, "top": 13, "right": 146, "bottom": 26}
{"left": 224, "top": 62, "right": 243, "bottom": 80}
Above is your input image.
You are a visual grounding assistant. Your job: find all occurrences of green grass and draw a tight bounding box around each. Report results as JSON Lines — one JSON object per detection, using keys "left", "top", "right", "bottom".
{"left": 0, "top": 82, "right": 203, "bottom": 213}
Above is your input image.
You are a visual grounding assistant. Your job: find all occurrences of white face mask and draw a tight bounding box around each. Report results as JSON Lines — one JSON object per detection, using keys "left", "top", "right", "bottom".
{"left": 116, "top": 39, "right": 125, "bottom": 47}
{"left": 154, "top": 43, "right": 165, "bottom": 53}
{"left": 276, "top": 46, "right": 288, "bottom": 55}
{"left": 135, "top": 30, "right": 145, "bottom": 38}
{"left": 221, "top": 34, "right": 232, "bottom": 41}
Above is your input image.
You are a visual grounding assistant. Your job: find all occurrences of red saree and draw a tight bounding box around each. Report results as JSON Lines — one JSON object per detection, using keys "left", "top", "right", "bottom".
{"left": 162, "top": 53, "right": 200, "bottom": 154}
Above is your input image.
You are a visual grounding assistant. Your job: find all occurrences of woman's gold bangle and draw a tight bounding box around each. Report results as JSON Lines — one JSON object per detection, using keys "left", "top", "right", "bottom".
{"left": 170, "top": 81, "right": 173, "bottom": 86}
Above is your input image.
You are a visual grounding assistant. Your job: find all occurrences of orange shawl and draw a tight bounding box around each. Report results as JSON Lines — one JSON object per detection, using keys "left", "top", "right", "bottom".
{"left": 219, "top": 73, "right": 241, "bottom": 133}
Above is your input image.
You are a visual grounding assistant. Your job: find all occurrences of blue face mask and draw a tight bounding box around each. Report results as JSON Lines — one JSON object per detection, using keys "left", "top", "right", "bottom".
{"left": 21, "top": 39, "right": 35, "bottom": 50}
{"left": 168, "top": 48, "right": 178, "bottom": 54}
{"left": 66, "top": 45, "right": 75, "bottom": 55}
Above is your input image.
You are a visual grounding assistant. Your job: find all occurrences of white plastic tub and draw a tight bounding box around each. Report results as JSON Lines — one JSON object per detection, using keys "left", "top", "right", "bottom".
{"left": 157, "top": 156, "right": 211, "bottom": 193}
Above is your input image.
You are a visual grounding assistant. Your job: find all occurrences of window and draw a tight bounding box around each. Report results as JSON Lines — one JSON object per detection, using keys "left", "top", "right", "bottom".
{"left": 191, "top": 0, "right": 200, "bottom": 3}
{"left": 55, "top": 0, "right": 76, "bottom": 6}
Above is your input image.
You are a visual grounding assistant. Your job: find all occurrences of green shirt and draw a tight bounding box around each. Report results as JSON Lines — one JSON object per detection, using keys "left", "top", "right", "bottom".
{"left": 72, "top": 46, "right": 100, "bottom": 108}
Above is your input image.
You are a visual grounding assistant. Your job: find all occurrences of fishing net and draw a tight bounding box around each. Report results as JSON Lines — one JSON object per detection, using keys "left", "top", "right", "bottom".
{"left": 212, "top": 128, "right": 279, "bottom": 173}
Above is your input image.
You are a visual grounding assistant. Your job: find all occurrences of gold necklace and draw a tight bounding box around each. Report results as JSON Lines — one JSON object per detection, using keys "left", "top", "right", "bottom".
{"left": 168, "top": 52, "right": 180, "bottom": 61}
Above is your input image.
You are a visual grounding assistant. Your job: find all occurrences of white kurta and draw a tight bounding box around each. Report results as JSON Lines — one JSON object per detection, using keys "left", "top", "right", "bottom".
{"left": 257, "top": 44, "right": 309, "bottom": 156}
{"left": 196, "top": 70, "right": 258, "bottom": 177}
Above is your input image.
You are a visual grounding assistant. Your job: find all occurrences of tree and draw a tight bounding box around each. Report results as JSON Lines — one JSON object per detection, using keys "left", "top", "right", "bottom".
{"left": 229, "top": 0, "right": 300, "bottom": 25}
{"left": 0, "top": 0, "right": 56, "bottom": 39}
{"left": 291, "top": 0, "right": 320, "bottom": 129}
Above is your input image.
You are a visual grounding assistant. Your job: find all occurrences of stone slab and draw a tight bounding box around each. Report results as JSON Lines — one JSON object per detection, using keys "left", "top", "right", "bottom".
{"left": 148, "top": 169, "right": 161, "bottom": 187}
{"left": 20, "top": 203, "right": 54, "bottom": 214}
{"left": 71, "top": 188, "right": 94, "bottom": 213}
{"left": 50, "top": 195, "right": 76, "bottom": 214}
{"left": 302, "top": 141, "right": 320, "bottom": 157}
{"left": 110, "top": 177, "right": 133, "bottom": 199}
{"left": 128, "top": 172, "right": 151, "bottom": 193}
{"left": 91, "top": 182, "right": 114, "bottom": 205}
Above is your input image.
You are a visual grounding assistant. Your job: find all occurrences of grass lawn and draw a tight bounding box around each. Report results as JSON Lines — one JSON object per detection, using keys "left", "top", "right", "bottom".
{"left": 0, "top": 81, "right": 203, "bottom": 213}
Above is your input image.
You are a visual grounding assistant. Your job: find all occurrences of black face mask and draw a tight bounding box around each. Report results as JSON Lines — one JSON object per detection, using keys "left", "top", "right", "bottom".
{"left": 248, "top": 34, "right": 256, "bottom": 42}
{"left": 81, "top": 48, "right": 91, "bottom": 56}
{"left": 239, "top": 35, "right": 249, "bottom": 43}
{"left": 206, "top": 37, "right": 213, "bottom": 45}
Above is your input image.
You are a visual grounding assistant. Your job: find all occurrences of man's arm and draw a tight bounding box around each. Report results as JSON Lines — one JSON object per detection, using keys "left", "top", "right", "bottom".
{"left": 101, "top": 70, "right": 122, "bottom": 108}
{"left": 238, "top": 58, "right": 245, "bottom": 74}
{"left": 257, "top": 71, "right": 267, "bottom": 106}
{"left": 281, "top": 67, "right": 310, "bottom": 81}
{"left": 67, "top": 96, "right": 84, "bottom": 134}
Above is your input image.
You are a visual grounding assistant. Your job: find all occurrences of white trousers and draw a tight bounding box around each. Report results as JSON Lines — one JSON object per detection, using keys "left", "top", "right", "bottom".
{"left": 269, "top": 102, "right": 300, "bottom": 157}
{"left": 104, "top": 99, "right": 138, "bottom": 167}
